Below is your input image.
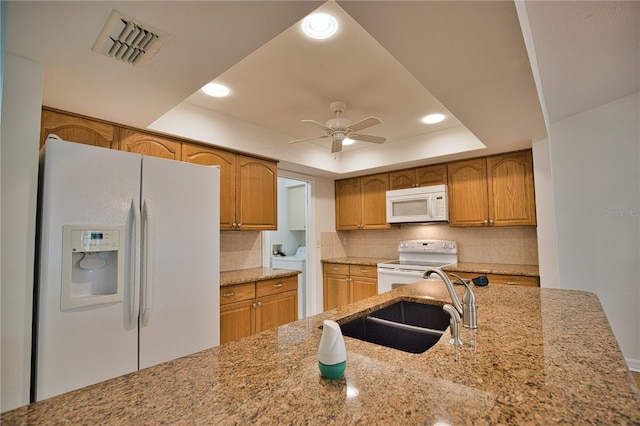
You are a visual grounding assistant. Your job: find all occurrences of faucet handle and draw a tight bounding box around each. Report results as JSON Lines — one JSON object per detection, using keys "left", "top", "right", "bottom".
{"left": 451, "top": 273, "right": 478, "bottom": 329}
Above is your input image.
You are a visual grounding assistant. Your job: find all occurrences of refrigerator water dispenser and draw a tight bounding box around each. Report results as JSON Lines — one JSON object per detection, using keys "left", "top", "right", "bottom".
{"left": 61, "top": 225, "right": 125, "bottom": 310}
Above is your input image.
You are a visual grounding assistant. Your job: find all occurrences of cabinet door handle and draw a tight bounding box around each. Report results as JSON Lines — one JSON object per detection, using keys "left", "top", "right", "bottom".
{"left": 274, "top": 283, "right": 284, "bottom": 288}
{"left": 257, "top": 301, "right": 262, "bottom": 307}
{"left": 489, "top": 219, "right": 494, "bottom": 225}
{"left": 484, "top": 219, "right": 489, "bottom": 225}
{"left": 252, "top": 302, "right": 257, "bottom": 308}
{"left": 222, "top": 292, "right": 235, "bottom": 298}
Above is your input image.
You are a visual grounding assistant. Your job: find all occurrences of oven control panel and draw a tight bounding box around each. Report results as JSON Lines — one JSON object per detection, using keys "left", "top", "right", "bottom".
{"left": 397, "top": 239, "right": 457, "bottom": 253}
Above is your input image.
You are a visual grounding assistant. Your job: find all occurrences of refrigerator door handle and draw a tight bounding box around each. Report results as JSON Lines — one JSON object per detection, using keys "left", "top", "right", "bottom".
{"left": 140, "top": 199, "right": 155, "bottom": 327}
{"left": 126, "top": 199, "right": 141, "bottom": 330}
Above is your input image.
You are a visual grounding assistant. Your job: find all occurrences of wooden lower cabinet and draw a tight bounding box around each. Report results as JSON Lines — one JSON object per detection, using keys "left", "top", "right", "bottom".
{"left": 220, "top": 276, "right": 298, "bottom": 344}
{"left": 323, "top": 263, "right": 350, "bottom": 311}
{"left": 323, "top": 263, "right": 378, "bottom": 311}
{"left": 445, "top": 271, "right": 539, "bottom": 287}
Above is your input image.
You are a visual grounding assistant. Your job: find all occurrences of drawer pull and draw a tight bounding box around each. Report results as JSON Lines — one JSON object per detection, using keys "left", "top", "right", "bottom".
{"left": 332, "top": 267, "right": 340, "bottom": 270}
{"left": 359, "top": 269, "right": 369, "bottom": 273}
{"left": 222, "top": 292, "right": 235, "bottom": 298}
{"left": 505, "top": 281, "right": 519, "bottom": 285}
{"left": 274, "top": 283, "right": 284, "bottom": 288}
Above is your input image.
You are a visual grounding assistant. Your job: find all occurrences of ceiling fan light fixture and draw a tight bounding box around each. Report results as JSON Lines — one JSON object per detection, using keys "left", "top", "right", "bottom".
{"left": 301, "top": 13, "right": 338, "bottom": 40}
{"left": 342, "top": 137, "right": 355, "bottom": 146}
{"left": 202, "top": 83, "right": 230, "bottom": 97}
{"left": 422, "top": 113, "right": 446, "bottom": 124}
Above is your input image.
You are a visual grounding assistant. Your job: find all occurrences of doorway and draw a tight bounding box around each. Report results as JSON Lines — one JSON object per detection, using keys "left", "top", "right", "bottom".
{"left": 264, "top": 174, "right": 312, "bottom": 319}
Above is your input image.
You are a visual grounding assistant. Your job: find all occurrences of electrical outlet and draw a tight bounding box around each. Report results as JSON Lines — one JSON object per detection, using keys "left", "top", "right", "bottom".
{"left": 343, "top": 237, "right": 348, "bottom": 245}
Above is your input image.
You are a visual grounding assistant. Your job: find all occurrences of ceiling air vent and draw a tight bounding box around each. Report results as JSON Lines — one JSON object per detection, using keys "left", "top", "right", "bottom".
{"left": 92, "top": 10, "right": 169, "bottom": 65}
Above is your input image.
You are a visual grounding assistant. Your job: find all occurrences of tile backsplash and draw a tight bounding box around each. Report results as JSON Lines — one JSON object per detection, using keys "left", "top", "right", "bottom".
{"left": 220, "top": 231, "right": 263, "bottom": 271}
{"left": 322, "top": 224, "right": 538, "bottom": 265}
{"left": 221, "top": 225, "right": 538, "bottom": 271}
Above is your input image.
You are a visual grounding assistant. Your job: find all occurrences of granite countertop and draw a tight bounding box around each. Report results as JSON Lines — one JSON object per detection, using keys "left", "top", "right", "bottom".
{"left": 321, "top": 256, "right": 395, "bottom": 266}
{"left": 4, "top": 281, "right": 639, "bottom": 424}
{"left": 220, "top": 267, "right": 301, "bottom": 287}
{"left": 443, "top": 262, "right": 540, "bottom": 277}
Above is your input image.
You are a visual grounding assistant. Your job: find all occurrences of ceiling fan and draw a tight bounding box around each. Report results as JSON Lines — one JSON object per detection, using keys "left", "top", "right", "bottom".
{"left": 289, "top": 101, "right": 387, "bottom": 153}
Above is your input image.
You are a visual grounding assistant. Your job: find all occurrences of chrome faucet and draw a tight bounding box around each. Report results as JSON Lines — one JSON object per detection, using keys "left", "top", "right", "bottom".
{"left": 423, "top": 268, "right": 478, "bottom": 330}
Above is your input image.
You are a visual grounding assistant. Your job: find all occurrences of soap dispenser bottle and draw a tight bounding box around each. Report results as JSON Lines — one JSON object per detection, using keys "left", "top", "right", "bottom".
{"left": 318, "top": 320, "right": 347, "bottom": 379}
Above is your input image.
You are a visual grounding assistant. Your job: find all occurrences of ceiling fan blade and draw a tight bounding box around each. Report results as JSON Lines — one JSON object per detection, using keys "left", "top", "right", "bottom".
{"left": 289, "top": 134, "right": 330, "bottom": 144}
{"left": 301, "top": 119, "right": 332, "bottom": 132}
{"left": 347, "top": 116, "right": 381, "bottom": 132}
{"left": 331, "top": 139, "right": 343, "bottom": 153}
{"left": 349, "top": 134, "right": 387, "bottom": 144}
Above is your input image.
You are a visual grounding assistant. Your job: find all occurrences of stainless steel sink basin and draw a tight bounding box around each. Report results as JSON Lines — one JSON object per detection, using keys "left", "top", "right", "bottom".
{"left": 338, "top": 300, "right": 450, "bottom": 354}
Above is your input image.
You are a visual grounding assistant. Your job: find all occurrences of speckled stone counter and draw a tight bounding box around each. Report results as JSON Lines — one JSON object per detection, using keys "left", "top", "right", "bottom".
{"left": 444, "top": 262, "right": 540, "bottom": 277}
{"left": 4, "top": 281, "right": 639, "bottom": 425}
{"left": 322, "top": 256, "right": 395, "bottom": 266}
{"left": 220, "top": 267, "right": 301, "bottom": 287}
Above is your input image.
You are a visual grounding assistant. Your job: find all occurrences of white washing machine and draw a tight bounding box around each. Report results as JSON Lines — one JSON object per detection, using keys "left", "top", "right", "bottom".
{"left": 271, "top": 247, "right": 306, "bottom": 319}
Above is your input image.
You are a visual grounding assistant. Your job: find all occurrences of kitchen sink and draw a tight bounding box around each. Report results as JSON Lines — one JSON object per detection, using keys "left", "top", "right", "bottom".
{"left": 338, "top": 300, "right": 450, "bottom": 354}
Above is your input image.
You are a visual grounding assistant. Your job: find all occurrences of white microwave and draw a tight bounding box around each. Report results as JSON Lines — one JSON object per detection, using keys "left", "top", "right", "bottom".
{"left": 386, "top": 184, "right": 449, "bottom": 223}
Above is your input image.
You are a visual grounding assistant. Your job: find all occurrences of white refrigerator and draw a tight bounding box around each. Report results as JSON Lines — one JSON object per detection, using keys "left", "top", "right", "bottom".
{"left": 34, "top": 136, "right": 220, "bottom": 401}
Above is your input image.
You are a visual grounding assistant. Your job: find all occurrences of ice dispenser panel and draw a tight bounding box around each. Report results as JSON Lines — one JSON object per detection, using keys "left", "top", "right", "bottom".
{"left": 61, "top": 225, "right": 125, "bottom": 310}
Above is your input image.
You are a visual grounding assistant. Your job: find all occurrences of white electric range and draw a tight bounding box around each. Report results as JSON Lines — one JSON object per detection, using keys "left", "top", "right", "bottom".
{"left": 377, "top": 239, "right": 458, "bottom": 293}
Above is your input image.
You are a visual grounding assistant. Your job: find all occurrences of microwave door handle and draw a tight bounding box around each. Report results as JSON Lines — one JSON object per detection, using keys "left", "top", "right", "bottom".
{"left": 428, "top": 195, "right": 434, "bottom": 219}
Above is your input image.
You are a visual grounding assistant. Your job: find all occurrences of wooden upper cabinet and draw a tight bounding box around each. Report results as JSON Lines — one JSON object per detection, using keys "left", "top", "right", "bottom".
{"left": 448, "top": 151, "right": 536, "bottom": 227}
{"left": 182, "top": 143, "right": 236, "bottom": 230}
{"left": 360, "top": 174, "right": 390, "bottom": 229}
{"left": 487, "top": 151, "right": 536, "bottom": 226}
{"left": 182, "top": 143, "right": 277, "bottom": 231}
{"left": 335, "top": 178, "right": 362, "bottom": 230}
{"left": 335, "top": 173, "right": 390, "bottom": 230}
{"left": 118, "top": 128, "right": 181, "bottom": 160}
{"left": 447, "top": 158, "right": 490, "bottom": 227}
{"left": 390, "top": 164, "right": 447, "bottom": 189}
{"left": 237, "top": 156, "right": 277, "bottom": 231}
{"left": 389, "top": 169, "right": 416, "bottom": 190}
{"left": 416, "top": 164, "right": 447, "bottom": 186}
{"left": 40, "top": 109, "right": 115, "bottom": 149}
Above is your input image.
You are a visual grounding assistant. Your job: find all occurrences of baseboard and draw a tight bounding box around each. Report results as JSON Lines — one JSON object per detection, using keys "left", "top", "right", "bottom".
{"left": 627, "top": 358, "right": 640, "bottom": 372}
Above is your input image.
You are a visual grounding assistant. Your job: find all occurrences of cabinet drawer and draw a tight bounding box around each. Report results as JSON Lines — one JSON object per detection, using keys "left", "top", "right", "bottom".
{"left": 447, "top": 271, "right": 539, "bottom": 287}
{"left": 487, "top": 274, "right": 539, "bottom": 287}
{"left": 323, "top": 263, "right": 349, "bottom": 275}
{"left": 220, "top": 283, "right": 256, "bottom": 305}
{"left": 349, "top": 264, "right": 377, "bottom": 279}
{"left": 257, "top": 276, "right": 298, "bottom": 297}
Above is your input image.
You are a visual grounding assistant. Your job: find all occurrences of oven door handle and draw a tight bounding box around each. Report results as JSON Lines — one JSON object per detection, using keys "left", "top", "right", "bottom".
{"left": 377, "top": 269, "right": 427, "bottom": 278}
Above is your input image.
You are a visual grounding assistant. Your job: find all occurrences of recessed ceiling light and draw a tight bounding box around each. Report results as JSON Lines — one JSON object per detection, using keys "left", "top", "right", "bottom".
{"left": 301, "top": 13, "right": 338, "bottom": 39}
{"left": 422, "top": 113, "right": 446, "bottom": 124}
{"left": 202, "top": 83, "right": 230, "bottom": 97}
{"left": 342, "top": 137, "right": 355, "bottom": 146}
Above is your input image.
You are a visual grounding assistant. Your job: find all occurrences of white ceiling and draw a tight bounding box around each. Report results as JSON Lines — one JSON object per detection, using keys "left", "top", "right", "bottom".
{"left": 6, "top": 1, "right": 638, "bottom": 178}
